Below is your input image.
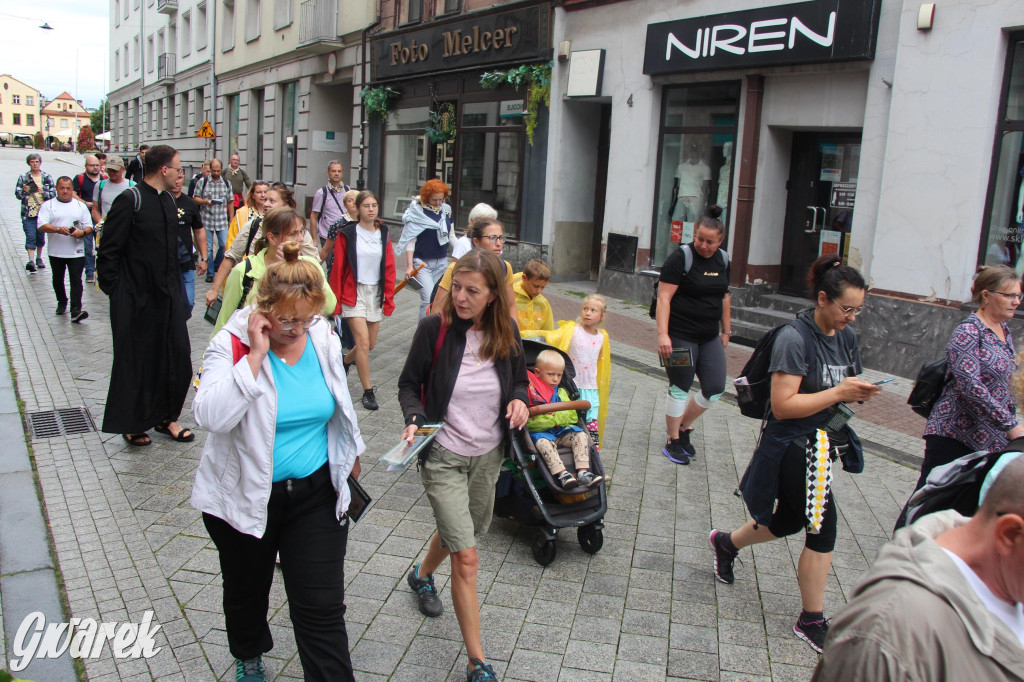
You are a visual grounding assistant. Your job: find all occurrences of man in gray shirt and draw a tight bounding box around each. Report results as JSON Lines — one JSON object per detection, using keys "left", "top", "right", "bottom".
{"left": 91, "top": 155, "right": 135, "bottom": 225}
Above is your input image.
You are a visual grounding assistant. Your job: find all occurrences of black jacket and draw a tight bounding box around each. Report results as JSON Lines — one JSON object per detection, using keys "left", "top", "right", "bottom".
{"left": 398, "top": 314, "right": 529, "bottom": 436}
{"left": 126, "top": 155, "right": 145, "bottom": 184}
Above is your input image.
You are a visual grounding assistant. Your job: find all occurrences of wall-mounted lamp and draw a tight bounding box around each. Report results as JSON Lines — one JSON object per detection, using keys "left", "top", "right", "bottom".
{"left": 918, "top": 3, "right": 935, "bottom": 30}
{"left": 558, "top": 40, "right": 571, "bottom": 62}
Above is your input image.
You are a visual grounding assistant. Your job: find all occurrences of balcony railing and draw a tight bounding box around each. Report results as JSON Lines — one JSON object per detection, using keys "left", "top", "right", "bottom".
{"left": 157, "top": 53, "right": 176, "bottom": 85}
{"left": 299, "top": 0, "right": 339, "bottom": 46}
{"left": 157, "top": 0, "right": 178, "bottom": 14}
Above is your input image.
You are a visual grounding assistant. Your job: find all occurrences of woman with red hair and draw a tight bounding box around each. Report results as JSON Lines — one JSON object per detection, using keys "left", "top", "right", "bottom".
{"left": 395, "top": 179, "right": 454, "bottom": 319}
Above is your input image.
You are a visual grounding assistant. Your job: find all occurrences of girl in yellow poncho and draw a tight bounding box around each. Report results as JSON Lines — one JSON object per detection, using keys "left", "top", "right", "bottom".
{"left": 521, "top": 294, "right": 611, "bottom": 448}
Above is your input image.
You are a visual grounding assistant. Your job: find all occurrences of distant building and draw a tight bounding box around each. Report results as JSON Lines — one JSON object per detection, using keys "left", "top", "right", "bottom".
{"left": 0, "top": 75, "right": 42, "bottom": 145}
{"left": 41, "top": 92, "right": 90, "bottom": 148}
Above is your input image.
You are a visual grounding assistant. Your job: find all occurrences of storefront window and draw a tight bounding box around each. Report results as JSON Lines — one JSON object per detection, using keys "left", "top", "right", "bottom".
{"left": 458, "top": 130, "right": 522, "bottom": 232}
{"left": 983, "top": 37, "right": 1024, "bottom": 269}
{"left": 651, "top": 82, "right": 740, "bottom": 267}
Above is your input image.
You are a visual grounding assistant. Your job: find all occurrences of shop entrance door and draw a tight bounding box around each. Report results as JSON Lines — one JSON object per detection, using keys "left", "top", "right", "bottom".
{"left": 780, "top": 132, "right": 862, "bottom": 296}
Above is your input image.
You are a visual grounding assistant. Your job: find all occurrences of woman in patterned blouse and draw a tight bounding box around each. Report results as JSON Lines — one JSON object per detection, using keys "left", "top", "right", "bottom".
{"left": 899, "top": 265, "right": 1024, "bottom": 527}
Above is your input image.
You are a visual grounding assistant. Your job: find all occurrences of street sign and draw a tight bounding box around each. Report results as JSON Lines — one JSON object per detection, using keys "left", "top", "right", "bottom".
{"left": 196, "top": 121, "right": 216, "bottom": 139}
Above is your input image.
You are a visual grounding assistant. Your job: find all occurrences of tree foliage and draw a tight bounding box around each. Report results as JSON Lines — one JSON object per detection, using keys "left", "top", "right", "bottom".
{"left": 90, "top": 99, "right": 111, "bottom": 132}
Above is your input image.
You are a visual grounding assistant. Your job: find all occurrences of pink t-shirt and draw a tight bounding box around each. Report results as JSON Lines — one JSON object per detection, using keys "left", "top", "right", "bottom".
{"left": 570, "top": 326, "right": 602, "bottom": 390}
{"left": 435, "top": 329, "right": 504, "bottom": 457}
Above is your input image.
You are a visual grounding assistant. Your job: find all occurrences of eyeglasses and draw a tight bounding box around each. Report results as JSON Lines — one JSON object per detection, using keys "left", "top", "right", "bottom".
{"left": 481, "top": 235, "right": 506, "bottom": 244}
{"left": 284, "top": 229, "right": 306, "bottom": 240}
{"left": 276, "top": 315, "right": 321, "bottom": 331}
{"left": 831, "top": 299, "right": 865, "bottom": 316}
{"left": 987, "top": 290, "right": 1023, "bottom": 302}
{"left": 166, "top": 165, "right": 184, "bottom": 174}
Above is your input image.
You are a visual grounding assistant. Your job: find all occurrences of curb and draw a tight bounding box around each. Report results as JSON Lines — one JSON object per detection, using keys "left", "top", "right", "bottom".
{"left": 0, "top": 314, "right": 78, "bottom": 681}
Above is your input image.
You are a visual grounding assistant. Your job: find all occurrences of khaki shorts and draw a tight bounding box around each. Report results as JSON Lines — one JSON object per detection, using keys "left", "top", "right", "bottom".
{"left": 420, "top": 442, "right": 504, "bottom": 553}
{"left": 342, "top": 282, "right": 383, "bottom": 322}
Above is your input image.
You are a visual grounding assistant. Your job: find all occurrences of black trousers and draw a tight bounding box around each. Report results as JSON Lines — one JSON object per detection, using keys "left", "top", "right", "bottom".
{"left": 894, "top": 435, "right": 974, "bottom": 531}
{"left": 767, "top": 439, "right": 838, "bottom": 553}
{"left": 203, "top": 464, "right": 355, "bottom": 682}
{"left": 49, "top": 256, "right": 84, "bottom": 311}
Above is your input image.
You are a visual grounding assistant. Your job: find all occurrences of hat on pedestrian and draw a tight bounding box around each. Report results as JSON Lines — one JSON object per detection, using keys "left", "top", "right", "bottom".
{"left": 106, "top": 155, "right": 125, "bottom": 171}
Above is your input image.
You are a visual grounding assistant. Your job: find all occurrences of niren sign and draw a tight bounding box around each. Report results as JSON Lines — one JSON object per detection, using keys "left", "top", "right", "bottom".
{"left": 372, "top": 4, "right": 550, "bottom": 81}
{"left": 643, "top": 0, "right": 882, "bottom": 75}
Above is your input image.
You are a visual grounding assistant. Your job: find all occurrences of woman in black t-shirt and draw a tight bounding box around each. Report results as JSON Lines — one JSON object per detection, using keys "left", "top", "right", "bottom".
{"left": 656, "top": 206, "right": 731, "bottom": 464}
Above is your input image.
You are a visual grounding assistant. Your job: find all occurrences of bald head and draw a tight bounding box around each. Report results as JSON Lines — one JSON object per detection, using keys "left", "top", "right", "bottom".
{"left": 979, "top": 454, "right": 1024, "bottom": 517}
{"left": 85, "top": 155, "right": 101, "bottom": 177}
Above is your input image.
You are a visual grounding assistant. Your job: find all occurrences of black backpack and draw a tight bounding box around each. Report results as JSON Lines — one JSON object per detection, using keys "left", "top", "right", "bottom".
{"left": 649, "top": 244, "right": 730, "bottom": 319}
{"left": 733, "top": 318, "right": 817, "bottom": 420}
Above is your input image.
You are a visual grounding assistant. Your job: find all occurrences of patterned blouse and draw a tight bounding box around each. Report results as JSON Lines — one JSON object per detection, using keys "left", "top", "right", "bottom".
{"left": 924, "top": 313, "right": 1019, "bottom": 452}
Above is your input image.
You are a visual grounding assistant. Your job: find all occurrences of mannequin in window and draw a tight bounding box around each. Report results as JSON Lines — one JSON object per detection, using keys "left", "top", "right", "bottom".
{"left": 716, "top": 141, "right": 733, "bottom": 224}
{"left": 674, "top": 144, "right": 710, "bottom": 222}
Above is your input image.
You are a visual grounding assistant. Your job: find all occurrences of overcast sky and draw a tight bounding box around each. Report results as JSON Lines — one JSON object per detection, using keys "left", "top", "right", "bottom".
{"left": 0, "top": 2, "right": 109, "bottom": 109}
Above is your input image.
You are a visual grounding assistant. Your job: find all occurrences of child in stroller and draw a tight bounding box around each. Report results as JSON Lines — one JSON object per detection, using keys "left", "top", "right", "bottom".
{"left": 527, "top": 350, "right": 604, "bottom": 489}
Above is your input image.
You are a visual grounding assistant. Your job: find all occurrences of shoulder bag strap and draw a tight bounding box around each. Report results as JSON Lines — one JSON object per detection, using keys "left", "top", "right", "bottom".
{"left": 237, "top": 258, "right": 255, "bottom": 310}
{"left": 243, "top": 215, "right": 263, "bottom": 257}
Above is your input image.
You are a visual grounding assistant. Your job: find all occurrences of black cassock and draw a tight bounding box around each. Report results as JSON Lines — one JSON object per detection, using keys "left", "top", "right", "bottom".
{"left": 97, "top": 180, "right": 191, "bottom": 434}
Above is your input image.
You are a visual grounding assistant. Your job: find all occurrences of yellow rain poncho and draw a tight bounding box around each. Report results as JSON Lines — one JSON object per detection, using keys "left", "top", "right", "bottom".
{"left": 519, "top": 320, "right": 611, "bottom": 444}
{"left": 512, "top": 272, "right": 554, "bottom": 332}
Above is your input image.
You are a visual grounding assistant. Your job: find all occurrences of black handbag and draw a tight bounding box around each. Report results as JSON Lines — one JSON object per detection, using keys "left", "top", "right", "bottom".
{"left": 907, "top": 358, "right": 948, "bottom": 418}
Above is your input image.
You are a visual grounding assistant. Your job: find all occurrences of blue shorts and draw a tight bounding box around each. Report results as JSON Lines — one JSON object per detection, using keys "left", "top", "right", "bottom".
{"left": 579, "top": 388, "right": 599, "bottom": 423}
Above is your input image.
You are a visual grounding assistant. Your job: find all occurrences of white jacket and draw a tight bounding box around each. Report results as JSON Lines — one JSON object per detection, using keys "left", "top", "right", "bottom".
{"left": 190, "top": 306, "right": 365, "bottom": 538}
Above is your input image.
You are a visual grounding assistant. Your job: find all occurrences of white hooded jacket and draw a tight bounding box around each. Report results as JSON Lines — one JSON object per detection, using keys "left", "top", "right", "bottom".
{"left": 190, "top": 306, "right": 365, "bottom": 538}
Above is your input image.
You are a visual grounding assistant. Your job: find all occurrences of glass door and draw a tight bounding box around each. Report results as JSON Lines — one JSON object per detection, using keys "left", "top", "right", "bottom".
{"left": 780, "top": 132, "right": 862, "bottom": 296}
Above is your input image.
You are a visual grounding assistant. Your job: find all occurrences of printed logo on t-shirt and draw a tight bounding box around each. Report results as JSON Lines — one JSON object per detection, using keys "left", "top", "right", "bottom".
{"left": 703, "top": 271, "right": 720, "bottom": 276}
{"left": 821, "top": 363, "right": 852, "bottom": 387}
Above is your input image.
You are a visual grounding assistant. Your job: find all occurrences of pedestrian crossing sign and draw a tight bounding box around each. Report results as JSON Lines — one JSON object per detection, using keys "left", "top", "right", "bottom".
{"left": 196, "top": 121, "right": 216, "bottom": 139}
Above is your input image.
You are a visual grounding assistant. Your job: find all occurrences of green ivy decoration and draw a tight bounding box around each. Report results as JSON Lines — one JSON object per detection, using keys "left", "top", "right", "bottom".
{"left": 361, "top": 86, "right": 400, "bottom": 121}
{"left": 425, "top": 102, "right": 457, "bottom": 144}
{"left": 480, "top": 63, "right": 552, "bottom": 146}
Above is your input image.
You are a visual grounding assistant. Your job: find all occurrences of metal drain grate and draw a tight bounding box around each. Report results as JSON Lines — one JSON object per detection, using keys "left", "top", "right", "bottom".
{"left": 27, "top": 407, "right": 96, "bottom": 439}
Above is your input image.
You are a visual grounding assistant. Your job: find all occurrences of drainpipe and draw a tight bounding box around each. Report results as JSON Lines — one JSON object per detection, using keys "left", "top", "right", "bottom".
{"left": 359, "top": 16, "right": 382, "bottom": 190}
{"left": 209, "top": 0, "right": 217, "bottom": 160}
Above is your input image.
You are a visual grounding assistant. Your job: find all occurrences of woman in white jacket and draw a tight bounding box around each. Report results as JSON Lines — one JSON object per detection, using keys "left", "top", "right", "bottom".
{"left": 191, "top": 241, "right": 364, "bottom": 682}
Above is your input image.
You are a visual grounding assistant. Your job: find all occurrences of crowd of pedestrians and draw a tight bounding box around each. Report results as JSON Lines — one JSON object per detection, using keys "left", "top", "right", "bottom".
{"left": 11, "top": 145, "right": 1024, "bottom": 681}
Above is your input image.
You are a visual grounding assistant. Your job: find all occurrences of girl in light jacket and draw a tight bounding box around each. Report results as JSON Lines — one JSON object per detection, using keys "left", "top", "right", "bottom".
{"left": 191, "top": 242, "right": 364, "bottom": 682}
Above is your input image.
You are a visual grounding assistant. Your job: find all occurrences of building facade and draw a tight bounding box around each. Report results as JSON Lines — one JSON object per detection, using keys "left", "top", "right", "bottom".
{"left": 211, "top": 0, "right": 375, "bottom": 215}
{"left": 545, "top": 0, "right": 1024, "bottom": 376}
{"left": 0, "top": 75, "right": 42, "bottom": 144}
{"left": 106, "top": 0, "right": 215, "bottom": 173}
{"left": 40, "top": 92, "right": 91, "bottom": 148}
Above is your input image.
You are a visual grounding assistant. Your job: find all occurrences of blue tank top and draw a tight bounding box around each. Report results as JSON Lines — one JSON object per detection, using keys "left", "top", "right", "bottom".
{"left": 413, "top": 209, "right": 449, "bottom": 261}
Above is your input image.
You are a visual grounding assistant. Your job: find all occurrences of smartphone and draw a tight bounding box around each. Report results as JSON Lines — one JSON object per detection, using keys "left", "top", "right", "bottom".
{"left": 873, "top": 378, "right": 896, "bottom": 386}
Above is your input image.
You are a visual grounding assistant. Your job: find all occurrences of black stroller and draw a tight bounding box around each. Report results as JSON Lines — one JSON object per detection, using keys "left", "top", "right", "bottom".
{"left": 493, "top": 339, "right": 607, "bottom": 566}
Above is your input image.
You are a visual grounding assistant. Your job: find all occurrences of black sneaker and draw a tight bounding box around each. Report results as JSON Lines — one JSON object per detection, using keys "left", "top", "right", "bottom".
{"left": 235, "top": 655, "right": 265, "bottom": 681}
{"left": 71, "top": 310, "right": 89, "bottom": 323}
{"left": 361, "top": 387, "right": 378, "bottom": 410}
{"left": 467, "top": 657, "right": 497, "bottom": 682}
{"left": 56, "top": 304, "right": 67, "bottom": 315}
{"left": 709, "top": 530, "right": 737, "bottom": 584}
{"left": 407, "top": 564, "right": 444, "bottom": 617}
{"left": 678, "top": 427, "right": 697, "bottom": 459}
{"left": 662, "top": 438, "right": 690, "bottom": 465}
{"left": 576, "top": 470, "right": 603, "bottom": 488}
{"left": 557, "top": 470, "right": 579, "bottom": 489}
{"left": 794, "top": 614, "right": 830, "bottom": 653}
{"left": 26, "top": 261, "right": 36, "bottom": 273}
{"left": 85, "top": 275, "right": 95, "bottom": 284}
{"left": 35, "top": 258, "right": 45, "bottom": 270}
{"left": 205, "top": 274, "right": 214, "bottom": 283}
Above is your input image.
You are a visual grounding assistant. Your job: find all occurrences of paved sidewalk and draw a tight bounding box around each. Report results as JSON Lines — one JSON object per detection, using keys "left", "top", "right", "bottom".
{"left": 0, "top": 148, "right": 921, "bottom": 681}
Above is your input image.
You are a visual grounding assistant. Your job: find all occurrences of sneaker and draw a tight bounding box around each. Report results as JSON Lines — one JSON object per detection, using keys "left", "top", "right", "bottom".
{"left": 71, "top": 310, "right": 89, "bottom": 323}
{"left": 343, "top": 358, "right": 354, "bottom": 375}
{"left": 467, "top": 657, "right": 497, "bottom": 682}
{"left": 576, "top": 470, "right": 604, "bottom": 488}
{"left": 26, "top": 261, "right": 36, "bottom": 273}
{"left": 235, "top": 655, "right": 265, "bottom": 681}
{"left": 709, "top": 530, "right": 737, "bottom": 584}
{"left": 56, "top": 304, "right": 67, "bottom": 316}
{"left": 557, "top": 470, "right": 579, "bottom": 489}
{"left": 85, "top": 275, "right": 95, "bottom": 284}
{"left": 662, "top": 438, "right": 690, "bottom": 465}
{"left": 678, "top": 427, "right": 697, "bottom": 459}
{"left": 36, "top": 258, "right": 45, "bottom": 269}
{"left": 794, "top": 614, "right": 830, "bottom": 653}
{"left": 407, "top": 564, "right": 444, "bottom": 617}
{"left": 205, "top": 274, "right": 214, "bottom": 283}
{"left": 361, "top": 387, "right": 378, "bottom": 410}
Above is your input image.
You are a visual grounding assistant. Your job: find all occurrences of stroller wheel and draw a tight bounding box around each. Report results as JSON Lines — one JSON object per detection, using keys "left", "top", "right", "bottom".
{"left": 531, "top": 534, "right": 557, "bottom": 566}
{"left": 578, "top": 524, "right": 603, "bottom": 555}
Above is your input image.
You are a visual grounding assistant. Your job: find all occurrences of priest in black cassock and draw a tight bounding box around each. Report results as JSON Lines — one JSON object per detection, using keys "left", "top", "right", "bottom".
{"left": 97, "top": 145, "right": 196, "bottom": 446}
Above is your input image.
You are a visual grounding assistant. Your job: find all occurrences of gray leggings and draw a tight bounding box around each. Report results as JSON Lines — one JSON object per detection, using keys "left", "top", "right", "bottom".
{"left": 665, "top": 336, "right": 727, "bottom": 400}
